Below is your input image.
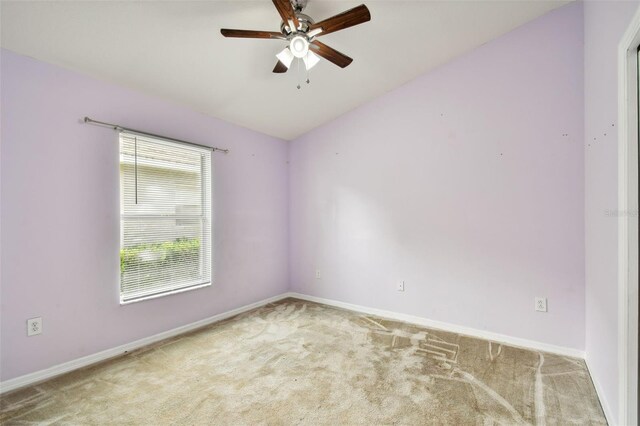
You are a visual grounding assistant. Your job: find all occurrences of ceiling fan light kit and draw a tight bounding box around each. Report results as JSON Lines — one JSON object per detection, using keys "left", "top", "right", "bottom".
{"left": 276, "top": 48, "right": 295, "bottom": 69}
{"left": 221, "top": 0, "right": 371, "bottom": 87}
{"left": 303, "top": 51, "right": 320, "bottom": 70}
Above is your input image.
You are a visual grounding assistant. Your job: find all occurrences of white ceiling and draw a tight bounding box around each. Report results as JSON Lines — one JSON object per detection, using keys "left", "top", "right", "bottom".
{"left": 1, "top": 0, "right": 569, "bottom": 140}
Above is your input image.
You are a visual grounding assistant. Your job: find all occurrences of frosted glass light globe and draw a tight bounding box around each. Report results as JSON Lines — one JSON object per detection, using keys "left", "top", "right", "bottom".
{"left": 290, "top": 36, "right": 309, "bottom": 58}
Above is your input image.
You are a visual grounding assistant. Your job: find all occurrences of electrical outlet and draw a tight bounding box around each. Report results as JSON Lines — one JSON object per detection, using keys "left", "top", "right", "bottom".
{"left": 27, "top": 317, "right": 42, "bottom": 336}
{"left": 315, "top": 269, "right": 321, "bottom": 280}
{"left": 397, "top": 281, "right": 405, "bottom": 292}
{"left": 535, "top": 297, "right": 547, "bottom": 312}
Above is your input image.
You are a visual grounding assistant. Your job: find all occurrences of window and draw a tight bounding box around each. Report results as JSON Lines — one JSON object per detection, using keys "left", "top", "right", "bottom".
{"left": 119, "top": 132, "right": 212, "bottom": 304}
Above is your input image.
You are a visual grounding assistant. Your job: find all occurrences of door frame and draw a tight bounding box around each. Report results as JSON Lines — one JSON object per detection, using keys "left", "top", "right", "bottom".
{"left": 618, "top": 7, "right": 640, "bottom": 426}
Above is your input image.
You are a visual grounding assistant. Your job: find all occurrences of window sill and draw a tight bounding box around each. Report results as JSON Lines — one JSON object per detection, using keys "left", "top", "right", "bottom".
{"left": 120, "top": 281, "right": 211, "bottom": 305}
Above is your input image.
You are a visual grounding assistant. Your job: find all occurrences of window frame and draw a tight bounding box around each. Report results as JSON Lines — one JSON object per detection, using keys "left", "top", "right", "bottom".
{"left": 118, "top": 131, "right": 213, "bottom": 305}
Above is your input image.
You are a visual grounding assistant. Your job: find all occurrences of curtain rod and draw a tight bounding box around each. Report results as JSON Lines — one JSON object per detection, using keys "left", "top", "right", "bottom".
{"left": 83, "top": 117, "right": 229, "bottom": 154}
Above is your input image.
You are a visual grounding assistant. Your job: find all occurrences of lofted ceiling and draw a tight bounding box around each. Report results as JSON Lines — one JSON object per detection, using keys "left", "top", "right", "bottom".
{"left": 1, "top": 0, "right": 569, "bottom": 140}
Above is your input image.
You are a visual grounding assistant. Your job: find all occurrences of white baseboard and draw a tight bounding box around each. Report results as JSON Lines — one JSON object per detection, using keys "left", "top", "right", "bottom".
{"left": 0, "top": 293, "right": 289, "bottom": 394}
{"left": 0, "top": 291, "right": 587, "bottom": 396}
{"left": 585, "top": 357, "right": 615, "bottom": 426}
{"left": 286, "top": 292, "right": 586, "bottom": 359}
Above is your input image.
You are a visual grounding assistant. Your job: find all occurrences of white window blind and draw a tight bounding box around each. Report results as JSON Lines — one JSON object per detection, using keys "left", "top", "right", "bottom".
{"left": 119, "top": 132, "right": 212, "bottom": 304}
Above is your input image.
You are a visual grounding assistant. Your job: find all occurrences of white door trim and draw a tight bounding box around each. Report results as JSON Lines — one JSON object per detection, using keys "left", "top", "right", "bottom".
{"left": 618, "top": 7, "right": 640, "bottom": 425}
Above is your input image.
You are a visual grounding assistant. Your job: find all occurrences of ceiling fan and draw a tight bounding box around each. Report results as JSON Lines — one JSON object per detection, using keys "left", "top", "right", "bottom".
{"left": 220, "top": 0, "right": 371, "bottom": 74}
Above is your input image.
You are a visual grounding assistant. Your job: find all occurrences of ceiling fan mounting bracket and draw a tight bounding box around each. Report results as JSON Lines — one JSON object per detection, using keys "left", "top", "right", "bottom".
{"left": 290, "top": 0, "right": 308, "bottom": 12}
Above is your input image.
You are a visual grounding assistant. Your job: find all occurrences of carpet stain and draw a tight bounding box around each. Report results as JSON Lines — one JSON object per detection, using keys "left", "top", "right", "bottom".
{"left": 0, "top": 298, "right": 606, "bottom": 425}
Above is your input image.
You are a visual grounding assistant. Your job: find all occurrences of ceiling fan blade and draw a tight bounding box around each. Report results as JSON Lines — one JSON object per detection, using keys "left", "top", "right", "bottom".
{"left": 310, "top": 40, "right": 353, "bottom": 68}
{"left": 273, "top": 61, "right": 289, "bottom": 73}
{"left": 272, "top": 0, "right": 300, "bottom": 30}
{"left": 308, "top": 4, "right": 370, "bottom": 37}
{"left": 220, "top": 29, "right": 285, "bottom": 39}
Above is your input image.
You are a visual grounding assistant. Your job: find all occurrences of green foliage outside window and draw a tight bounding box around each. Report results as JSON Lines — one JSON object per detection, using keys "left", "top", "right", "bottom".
{"left": 120, "top": 238, "right": 201, "bottom": 274}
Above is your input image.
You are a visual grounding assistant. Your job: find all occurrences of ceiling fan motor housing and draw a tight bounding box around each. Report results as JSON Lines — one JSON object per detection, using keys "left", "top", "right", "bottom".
{"left": 280, "top": 13, "right": 314, "bottom": 35}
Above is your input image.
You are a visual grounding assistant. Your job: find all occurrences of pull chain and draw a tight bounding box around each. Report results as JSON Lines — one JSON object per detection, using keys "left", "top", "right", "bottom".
{"left": 295, "top": 58, "right": 311, "bottom": 89}
{"left": 134, "top": 136, "right": 138, "bottom": 204}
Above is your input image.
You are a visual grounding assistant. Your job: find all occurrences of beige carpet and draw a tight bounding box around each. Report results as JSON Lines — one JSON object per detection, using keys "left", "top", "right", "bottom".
{"left": 1, "top": 298, "right": 606, "bottom": 425}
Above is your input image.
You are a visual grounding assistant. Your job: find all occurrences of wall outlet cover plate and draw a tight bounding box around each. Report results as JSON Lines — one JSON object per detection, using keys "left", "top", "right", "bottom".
{"left": 27, "top": 317, "right": 42, "bottom": 336}
{"left": 535, "top": 297, "right": 548, "bottom": 312}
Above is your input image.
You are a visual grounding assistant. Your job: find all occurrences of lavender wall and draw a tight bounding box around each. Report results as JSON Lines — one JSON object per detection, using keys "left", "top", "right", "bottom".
{"left": 3, "top": 1, "right": 630, "bottom": 400}
{"left": 289, "top": 3, "right": 585, "bottom": 350}
{"left": 584, "top": 1, "right": 640, "bottom": 422}
{"left": 0, "top": 50, "right": 289, "bottom": 381}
